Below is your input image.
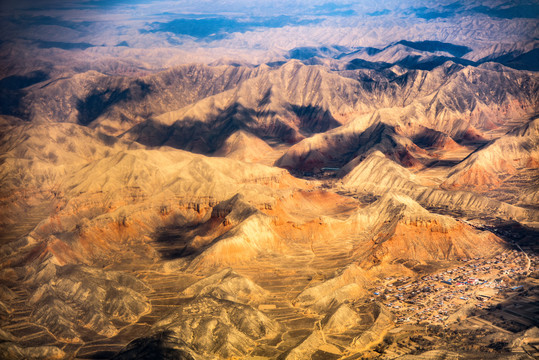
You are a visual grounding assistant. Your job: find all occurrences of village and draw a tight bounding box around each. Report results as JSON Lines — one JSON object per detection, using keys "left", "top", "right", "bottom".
{"left": 373, "top": 248, "right": 536, "bottom": 326}
{"left": 362, "top": 244, "right": 539, "bottom": 358}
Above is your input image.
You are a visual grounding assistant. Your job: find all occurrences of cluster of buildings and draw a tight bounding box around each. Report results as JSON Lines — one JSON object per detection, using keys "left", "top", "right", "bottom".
{"left": 371, "top": 249, "right": 536, "bottom": 326}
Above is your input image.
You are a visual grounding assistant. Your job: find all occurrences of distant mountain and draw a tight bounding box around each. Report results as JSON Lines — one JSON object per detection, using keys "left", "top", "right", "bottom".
{"left": 276, "top": 62, "right": 538, "bottom": 172}
{"left": 480, "top": 48, "right": 539, "bottom": 71}
{"left": 394, "top": 40, "right": 472, "bottom": 57}
{"left": 17, "top": 64, "right": 262, "bottom": 134}
{"left": 286, "top": 40, "right": 539, "bottom": 72}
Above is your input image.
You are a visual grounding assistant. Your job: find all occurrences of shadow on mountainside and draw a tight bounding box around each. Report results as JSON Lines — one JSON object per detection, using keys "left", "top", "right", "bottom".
{"left": 153, "top": 224, "right": 206, "bottom": 261}
{"left": 76, "top": 79, "right": 152, "bottom": 126}
{"left": 122, "top": 102, "right": 312, "bottom": 154}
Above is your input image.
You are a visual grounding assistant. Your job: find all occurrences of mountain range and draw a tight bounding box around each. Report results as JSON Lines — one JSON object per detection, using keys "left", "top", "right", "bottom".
{"left": 0, "top": 1, "right": 538, "bottom": 359}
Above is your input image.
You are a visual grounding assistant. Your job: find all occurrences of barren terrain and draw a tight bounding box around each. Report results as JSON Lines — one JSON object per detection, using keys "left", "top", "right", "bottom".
{"left": 0, "top": 1, "right": 538, "bottom": 359}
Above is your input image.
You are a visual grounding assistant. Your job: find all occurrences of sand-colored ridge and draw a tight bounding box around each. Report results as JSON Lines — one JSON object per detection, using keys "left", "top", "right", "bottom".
{"left": 443, "top": 117, "right": 539, "bottom": 192}
{"left": 341, "top": 151, "right": 536, "bottom": 222}
{"left": 181, "top": 268, "right": 268, "bottom": 305}
{"left": 344, "top": 193, "right": 507, "bottom": 267}
{"left": 213, "top": 130, "right": 275, "bottom": 162}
